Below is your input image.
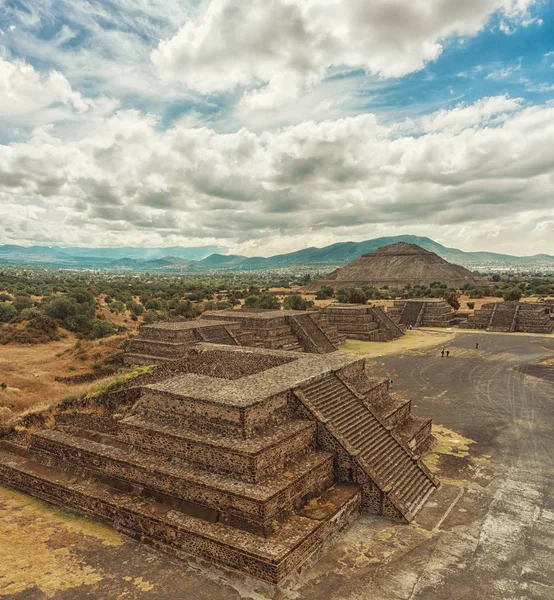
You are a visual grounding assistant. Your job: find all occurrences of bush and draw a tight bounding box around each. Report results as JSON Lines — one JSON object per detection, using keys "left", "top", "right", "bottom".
{"left": 0, "top": 293, "right": 11, "bottom": 302}
{"left": 126, "top": 301, "right": 144, "bottom": 317}
{"left": 491, "top": 274, "right": 501, "bottom": 282}
{"left": 0, "top": 303, "right": 17, "bottom": 323}
{"left": 315, "top": 286, "right": 334, "bottom": 300}
{"left": 503, "top": 288, "right": 522, "bottom": 302}
{"left": 283, "top": 294, "right": 314, "bottom": 310}
{"left": 467, "top": 301, "right": 475, "bottom": 309}
{"left": 336, "top": 288, "right": 368, "bottom": 304}
{"left": 145, "top": 298, "right": 162, "bottom": 310}
{"left": 45, "top": 292, "right": 96, "bottom": 334}
{"left": 258, "top": 294, "right": 281, "bottom": 310}
{"left": 13, "top": 296, "right": 34, "bottom": 312}
{"left": 442, "top": 290, "right": 460, "bottom": 310}
{"left": 142, "top": 310, "right": 159, "bottom": 324}
{"left": 109, "top": 300, "right": 126, "bottom": 314}
{"left": 92, "top": 320, "right": 116, "bottom": 339}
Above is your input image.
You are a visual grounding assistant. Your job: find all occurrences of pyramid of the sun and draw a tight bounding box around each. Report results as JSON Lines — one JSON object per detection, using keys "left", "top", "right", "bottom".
{"left": 306, "top": 242, "right": 480, "bottom": 291}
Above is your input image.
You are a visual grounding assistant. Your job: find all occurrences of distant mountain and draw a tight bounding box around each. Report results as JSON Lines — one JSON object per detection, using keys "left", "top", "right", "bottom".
{"left": 186, "top": 235, "right": 554, "bottom": 272}
{"left": 0, "top": 245, "right": 224, "bottom": 268}
{"left": 1, "top": 236, "right": 552, "bottom": 272}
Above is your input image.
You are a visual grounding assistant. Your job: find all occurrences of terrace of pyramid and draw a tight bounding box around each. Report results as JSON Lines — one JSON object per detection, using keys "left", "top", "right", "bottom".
{"left": 0, "top": 343, "right": 438, "bottom": 588}
{"left": 124, "top": 309, "right": 347, "bottom": 365}
{"left": 459, "top": 301, "right": 554, "bottom": 333}
{"left": 387, "top": 299, "right": 457, "bottom": 328}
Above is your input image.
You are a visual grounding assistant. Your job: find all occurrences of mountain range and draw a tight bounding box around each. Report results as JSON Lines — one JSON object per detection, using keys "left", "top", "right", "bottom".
{"left": 0, "top": 236, "right": 552, "bottom": 272}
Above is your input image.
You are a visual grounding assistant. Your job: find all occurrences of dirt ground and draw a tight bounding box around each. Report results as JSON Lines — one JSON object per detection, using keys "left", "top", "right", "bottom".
{"left": 1, "top": 330, "right": 553, "bottom": 599}
{"left": 0, "top": 334, "right": 126, "bottom": 421}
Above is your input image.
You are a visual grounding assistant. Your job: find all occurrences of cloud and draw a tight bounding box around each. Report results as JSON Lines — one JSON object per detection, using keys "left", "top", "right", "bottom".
{"left": 0, "top": 57, "right": 90, "bottom": 118}
{"left": 152, "top": 0, "right": 538, "bottom": 110}
{"left": 1, "top": 96, "right": 553, "bottom": 254}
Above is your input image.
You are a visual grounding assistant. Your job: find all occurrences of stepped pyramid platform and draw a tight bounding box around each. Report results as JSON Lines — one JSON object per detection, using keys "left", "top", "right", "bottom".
{"left": 387, "top": 299, "right": 456, "bottom": 328}
{"left": 460, "top": 302, "right": 553, "bottom": 333}
{"left": 124, "top": 319, "right": 240, "bottom": 365}
{"left": 320, "top": 304, "right": 405, "bottom": 341}
{"left": 201, "top": 308, "right": 346, "bottom": 354}
{"left": 0, "top": 344, "right": 438, "bottom": 587}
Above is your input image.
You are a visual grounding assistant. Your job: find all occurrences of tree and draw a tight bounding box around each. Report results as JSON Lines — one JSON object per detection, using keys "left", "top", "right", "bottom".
{"left": 109, "top": 300, "right": 126, "bottom": 314}
{"left": 283, "top": 294, "right": 313, "bottom": 310}
{"left": 92, "top": 320, "right": 116, "bottom": 339}
{"left": 142, "top": 310, "right": 159, "bottom": 324}
{"left": 258, "top": 294, "right": 281, "bottom": 309}
{"left": 127, "top": 301, "right": 144, "bottom": 317}
{"left": 336, "top": 288, "right": 368, "bottom": 304}
{"left": 315, "top": 286, "right": 334, "bottom": 300}
{"left": 45, "top": 294, "right": 96, "bottom": 333}
{"left": 14, "top": 296, "right": 34, "bottom": 312}
{"left": 0, "top": 303, "right": 17, "bottom": 323}
{"left": 145, "top": 298, "right": 162, "bottom": 310}
{"left": 491, "top": 274, "right": 501, "bottom": 282}
{"left": 503, "top": 288, "right": 522, "bottom": 302}
{"left": 442, "top": 290, "right": 460, "bottom": 310}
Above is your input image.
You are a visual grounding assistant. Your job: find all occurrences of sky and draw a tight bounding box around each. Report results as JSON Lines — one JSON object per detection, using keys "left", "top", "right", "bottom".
{"left": 0, "top": 0, "right": 553, "bottom": 257}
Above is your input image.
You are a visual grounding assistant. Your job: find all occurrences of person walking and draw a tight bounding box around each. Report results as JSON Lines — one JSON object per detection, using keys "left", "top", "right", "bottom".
{"left": 446, "top": 350, "right": 450, "bottom": 358}
{"left": 441, "top": 349, "right": 445, "bottom": 358}
{"left": 475, "top": 342, "right": 479, "bottom": 350}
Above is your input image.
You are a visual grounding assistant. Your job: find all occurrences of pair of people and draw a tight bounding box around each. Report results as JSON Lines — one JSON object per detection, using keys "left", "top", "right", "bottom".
{"left": 441, "top": 349, "right": 450, "bottom": 358}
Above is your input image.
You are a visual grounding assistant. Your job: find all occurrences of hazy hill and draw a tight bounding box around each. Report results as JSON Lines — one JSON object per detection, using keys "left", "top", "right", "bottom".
{"left": 1, "top": 236, "right": 552, "bottom": 271}
{"left": 188, "top": 235, "right": 554, "bottom": 272}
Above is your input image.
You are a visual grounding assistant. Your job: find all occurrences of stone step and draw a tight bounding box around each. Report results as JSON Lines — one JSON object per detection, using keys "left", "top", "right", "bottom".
{"left": 123, "top": 353, "right": 178, "bottom": 366}
{"left": 297, "top": 373, "right": 438, "bottom": 522}
{"left": 0, "top": 448, "right": 360, "bottom": 586}
{"left": 118, "top": 416, "right": 317, "bottom": 483}
{"left": 29, "top": 429, "right": 334, "bottom": 536}
{"left": 129, "top": 339, "right": 190, "bottom": 358}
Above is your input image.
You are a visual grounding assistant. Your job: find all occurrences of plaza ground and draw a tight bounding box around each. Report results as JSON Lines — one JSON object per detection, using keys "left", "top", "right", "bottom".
{"left": 1, "top": 330, "right": 553, "bottom": 599}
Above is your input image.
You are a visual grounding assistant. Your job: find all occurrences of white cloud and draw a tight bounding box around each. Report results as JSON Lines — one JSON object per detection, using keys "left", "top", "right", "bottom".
{"left": 0, "top": 57, "right": 91, "bottom": 118}
{"left": 152, "top": 0, "right": 538, "bottom": 110}
{"left": 1, "top": 96, "right": 553, "bottom": 255}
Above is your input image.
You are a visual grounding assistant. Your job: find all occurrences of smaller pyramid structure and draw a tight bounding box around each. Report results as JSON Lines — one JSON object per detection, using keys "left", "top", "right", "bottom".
{"left": 306, "top": 242, "right": 480, "bottom": 291}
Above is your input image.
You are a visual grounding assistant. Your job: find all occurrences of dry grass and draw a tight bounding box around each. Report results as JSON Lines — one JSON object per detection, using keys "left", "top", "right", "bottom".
{"left": 0, "top": 332, "right": 126, "bottom": 420}
{"left": 341, "top": 329, "right": 456, "bottom": 358}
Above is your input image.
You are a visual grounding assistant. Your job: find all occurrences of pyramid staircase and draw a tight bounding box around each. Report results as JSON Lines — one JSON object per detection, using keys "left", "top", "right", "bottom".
{"left": 371, "top": 306, "right": 406, "bottom": 339}
{"left": 399, "top": 302, "right": 424, "bottom": 327}
{"left": 290, "top": 314, "right": 340, "bottom": 354}
{"left": 294, "top": 373, "right": 438, "bottom": 521}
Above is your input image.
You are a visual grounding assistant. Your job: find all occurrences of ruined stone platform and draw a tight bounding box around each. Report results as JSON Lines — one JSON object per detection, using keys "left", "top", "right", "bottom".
{"left": 387, "top": 299, "right": 456, "bottom": 328}
{"left": 0, "top": 344, "right": 438, "bottom": 587}
{"left": 320, "top": 304, "right": 405, "bottom": 341}
{"left": 460, "top": 301, "right": 553, "bottom": 333}
{"left": 202, "top": 309, "right": 346, "bottom": 354}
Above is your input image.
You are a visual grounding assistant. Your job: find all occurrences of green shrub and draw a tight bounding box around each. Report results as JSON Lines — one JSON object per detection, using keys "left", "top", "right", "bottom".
{"left": 442, "top": 290, "right": 460, "bottom": 310}
{"left": 92, "top": 320, "right": 116, "bottom": 339}
{"left": 283, "top": 294, "right": 313, "bottom": 310}
{"left": 315, "top": 286, "right": 334, "bottom": 300}
{"left": 145, "top": 298, "right": 162, "bottom": 310}
{"left": 336, "top": 288, "right": 368, "bottom": 304}
{"left": 0, "top": 293, "right": 11, "bottom": 302}
{"left": 13, "top": 296, "right": 34, "bottom": 312}
{"left": 109, "top": 300, "right": 126, "bottom": 314}
{"left": 466, "top": 301, "right": 475, "bottom": 309}
{"left": 503, "top": 288, "right": 522, "bottom": 302}
{"left": 142, "top": 310, "right": 159, "bottom": 324}
{"left": 0, "top": 303, "right": 17, "bottom": 323}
